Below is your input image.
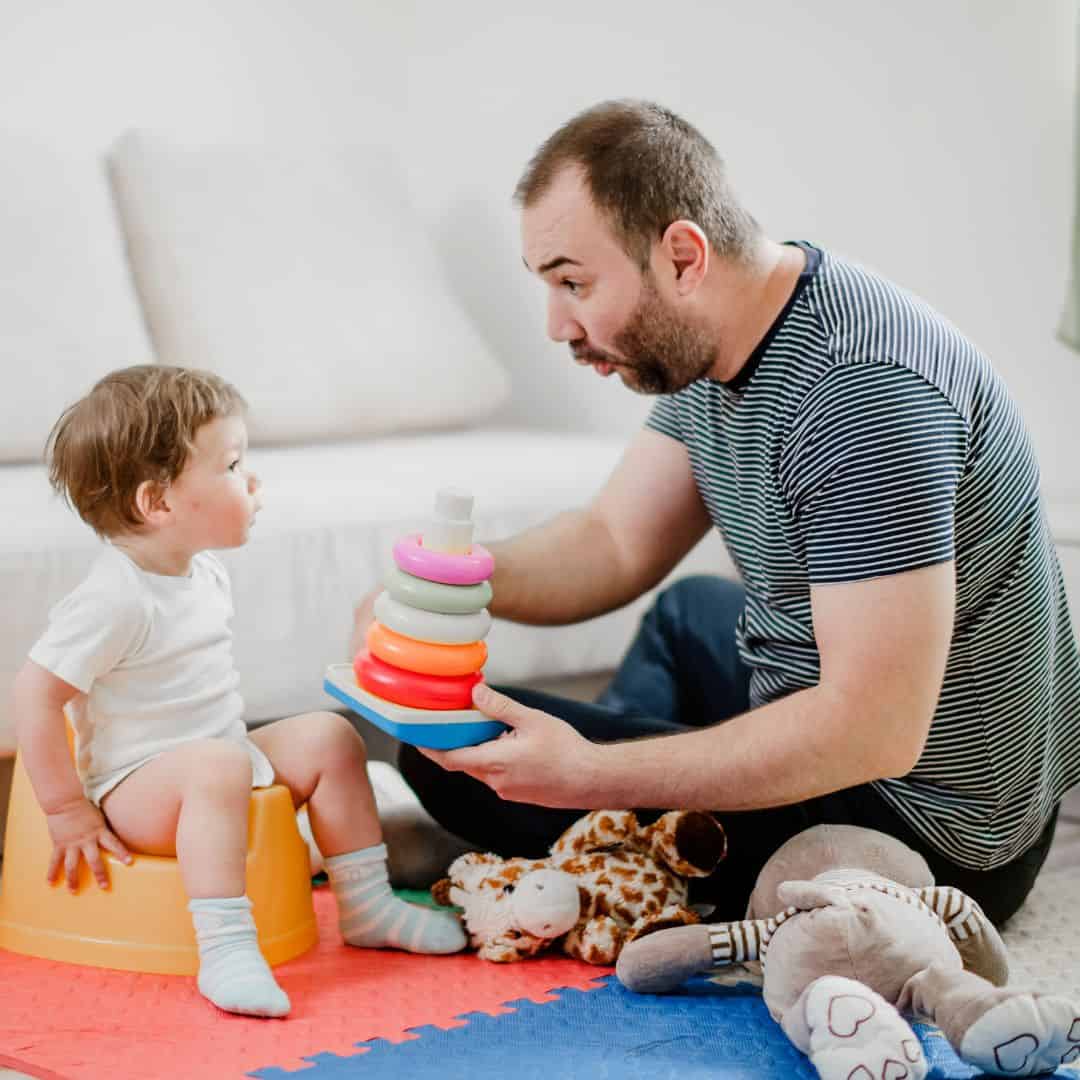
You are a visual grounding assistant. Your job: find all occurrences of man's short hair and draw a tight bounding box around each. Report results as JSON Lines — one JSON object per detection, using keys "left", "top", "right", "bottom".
{"left": 46, "top": 364, "right": 246, "bottom": 537}
{"left": 515, "top": 99, "right": 760, "bottom": 268}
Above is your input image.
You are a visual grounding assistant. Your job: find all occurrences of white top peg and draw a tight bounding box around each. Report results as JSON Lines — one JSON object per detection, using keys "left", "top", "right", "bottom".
{"left": 425, "top": 487, "right": 475, "bottom": 554}
{"left": 434, "top": 487, "right": 474, "bottom": 522}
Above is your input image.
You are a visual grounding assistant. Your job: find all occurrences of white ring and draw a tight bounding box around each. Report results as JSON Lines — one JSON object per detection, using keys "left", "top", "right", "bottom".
{"left": 374, "top": 591, "right": 492, "bottom": 645}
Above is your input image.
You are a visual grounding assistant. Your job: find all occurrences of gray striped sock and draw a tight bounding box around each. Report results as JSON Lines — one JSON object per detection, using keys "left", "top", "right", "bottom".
{"left": 325, "top": 843, "right": 466, "bottom": 955}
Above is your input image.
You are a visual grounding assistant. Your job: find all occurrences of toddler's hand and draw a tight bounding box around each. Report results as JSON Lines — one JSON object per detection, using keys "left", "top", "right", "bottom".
{"left": 44, "top": 797, "right": 133, "bottom": 892}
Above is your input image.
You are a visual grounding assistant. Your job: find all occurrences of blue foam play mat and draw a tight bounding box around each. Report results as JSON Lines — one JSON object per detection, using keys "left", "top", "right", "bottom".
{"left": 251, "top": 974, "right": 1079, "bottom": 1079}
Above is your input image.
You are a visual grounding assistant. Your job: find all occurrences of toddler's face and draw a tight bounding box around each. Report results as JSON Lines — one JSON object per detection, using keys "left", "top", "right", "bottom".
{"left": 167, "top": 413, "right": 261, "bottom": 550}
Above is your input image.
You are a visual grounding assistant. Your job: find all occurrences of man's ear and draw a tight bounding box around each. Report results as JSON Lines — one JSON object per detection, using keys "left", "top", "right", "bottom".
{"left": 659, "top": 220, "right": 708, "bottom": 294}
{"left": 133, "top": 478, "right": 170, "bottom": 528}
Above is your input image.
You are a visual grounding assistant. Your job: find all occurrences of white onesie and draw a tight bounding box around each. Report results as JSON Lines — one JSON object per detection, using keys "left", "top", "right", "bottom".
{"left": 29, "top": 545, "right": 274, "bottom": 805}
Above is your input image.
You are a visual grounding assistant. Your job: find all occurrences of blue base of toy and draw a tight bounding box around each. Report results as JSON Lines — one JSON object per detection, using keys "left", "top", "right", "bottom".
{"left": 323, "top": 664, "right": 507, "bottom": 750}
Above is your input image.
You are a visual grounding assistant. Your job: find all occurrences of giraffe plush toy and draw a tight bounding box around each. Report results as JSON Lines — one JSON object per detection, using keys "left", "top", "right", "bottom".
{"left": 617, "top": 824, "right": 1080, "bottom": 1078}
{"left": 431, "top": 809, "right": 726, "bottom": 964}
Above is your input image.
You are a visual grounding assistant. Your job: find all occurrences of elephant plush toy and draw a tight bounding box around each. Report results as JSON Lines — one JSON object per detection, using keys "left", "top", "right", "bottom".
{"left": 616, "top": 824, "right": 1080, "bottom": 1078}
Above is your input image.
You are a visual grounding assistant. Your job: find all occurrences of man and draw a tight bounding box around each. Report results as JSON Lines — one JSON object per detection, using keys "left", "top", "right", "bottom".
{"left": 355, "top": 100, "right": 1080, "bottom": 924}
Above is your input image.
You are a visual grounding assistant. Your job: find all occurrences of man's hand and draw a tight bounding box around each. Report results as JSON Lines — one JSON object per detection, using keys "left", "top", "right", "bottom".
{"left": 419, "top": 684, "right": 604, "bottom": 808}
{"left": 45, "top": 796, "right": 133, "bottom": 891}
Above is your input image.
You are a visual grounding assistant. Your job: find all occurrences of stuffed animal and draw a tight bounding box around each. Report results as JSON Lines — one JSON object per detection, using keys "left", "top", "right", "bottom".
{"left": 431, "top": 809, "right": 727, "bottom": 964}
{"left": 616, "top": 824, "right": 1080, "bottom": 1078}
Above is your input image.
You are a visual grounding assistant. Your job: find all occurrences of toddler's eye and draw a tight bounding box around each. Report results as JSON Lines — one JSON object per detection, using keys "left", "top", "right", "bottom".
{"left": 229, "top": 459, "right": 241, "bottom": 472}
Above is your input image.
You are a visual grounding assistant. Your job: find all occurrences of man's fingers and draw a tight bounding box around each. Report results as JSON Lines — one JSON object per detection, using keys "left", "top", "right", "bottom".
{"left": 420, "top": 738, "right": 510, "bottom": 776}
{"left": 472, "top": 684, "right": 534, "bottom": 725}
{"left": 419, "top": 746, "right": 455, "bottom": 770}
{"left": 84, "top": 842, "right": 110, "bottom": 890}
{"left": 99, "top": 830, "right": 134, "bottom": 865}
{"left": 420, "top": 745, "right": 491, "bottom": 774}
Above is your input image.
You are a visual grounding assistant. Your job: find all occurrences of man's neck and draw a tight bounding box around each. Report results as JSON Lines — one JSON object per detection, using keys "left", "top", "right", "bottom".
{"left": 705, "top": 238, "right": 807, "bottom": 383}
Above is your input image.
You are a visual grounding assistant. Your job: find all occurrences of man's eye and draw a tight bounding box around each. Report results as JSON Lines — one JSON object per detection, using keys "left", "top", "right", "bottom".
{"left": 229, "top": 459, "right": 241, "bottom": 471}
{"left": 562, "top": 280, "right": 580, "bottom": 295}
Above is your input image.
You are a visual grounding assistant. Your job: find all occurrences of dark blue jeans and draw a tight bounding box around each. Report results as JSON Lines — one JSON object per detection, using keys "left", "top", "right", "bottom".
{"left": 400, "top": 576, "right": 1056, "bottom": 924}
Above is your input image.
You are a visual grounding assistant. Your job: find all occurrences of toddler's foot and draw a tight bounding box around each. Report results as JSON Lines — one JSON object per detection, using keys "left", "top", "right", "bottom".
{"left": 189, "top": 896, "right": 291, "bottom": 1018}
{"left": 326, "top": 843, "right": 466, "bottom": 954}
{"left": 790, "top": 975, "right": 926, "bottom": 1080}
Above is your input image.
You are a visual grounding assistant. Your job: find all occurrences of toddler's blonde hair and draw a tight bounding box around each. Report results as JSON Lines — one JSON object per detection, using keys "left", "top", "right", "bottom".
{"left": 46, "top": 364, "right": 246, "bottom": 537}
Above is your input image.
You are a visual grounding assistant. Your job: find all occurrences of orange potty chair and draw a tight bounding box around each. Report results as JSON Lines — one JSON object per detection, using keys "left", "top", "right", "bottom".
{"left": 0, "top": 750, "right": 318, "bottom": 974}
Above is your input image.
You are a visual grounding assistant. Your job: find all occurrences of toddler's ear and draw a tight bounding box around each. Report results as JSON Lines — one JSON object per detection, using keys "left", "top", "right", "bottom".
{"left": 134, "top": 478, "right": 170, "bottom": 526}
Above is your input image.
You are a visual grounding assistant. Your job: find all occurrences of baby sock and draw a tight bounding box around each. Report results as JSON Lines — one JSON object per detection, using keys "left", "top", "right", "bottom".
{"left": 325, "top": 842, "right": 466, "bottom": 954}
{"left": 188, "top": 895, "right": 290, "bottom": 1018}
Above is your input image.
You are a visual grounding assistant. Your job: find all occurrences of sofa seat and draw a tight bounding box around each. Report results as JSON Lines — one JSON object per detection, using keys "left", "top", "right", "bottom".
{"left": 1, "top": 428, "right": 733, "bottom": 753}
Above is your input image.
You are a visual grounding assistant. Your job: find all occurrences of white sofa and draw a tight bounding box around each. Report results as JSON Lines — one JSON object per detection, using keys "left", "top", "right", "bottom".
{"left": 2, "top": 131, "right": 1077, "bottom": 814}
{"left": 0, "top": 131, "right": 733, "bottom": 780}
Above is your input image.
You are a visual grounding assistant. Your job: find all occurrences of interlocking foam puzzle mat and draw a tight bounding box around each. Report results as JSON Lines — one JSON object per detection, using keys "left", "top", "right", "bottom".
{"left": 2, "top": 885, "right": 1078, "bottom": 1079}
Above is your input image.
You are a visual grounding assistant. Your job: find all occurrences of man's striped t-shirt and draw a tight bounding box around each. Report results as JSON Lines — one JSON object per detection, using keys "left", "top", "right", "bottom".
{"left": 646, "top": 242, "right": 1080, "bottom": 870}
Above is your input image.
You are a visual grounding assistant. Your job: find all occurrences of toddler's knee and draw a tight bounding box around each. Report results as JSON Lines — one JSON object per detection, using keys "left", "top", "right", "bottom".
{"left": 309, "top": 711, "right": 367, "bottom": 765}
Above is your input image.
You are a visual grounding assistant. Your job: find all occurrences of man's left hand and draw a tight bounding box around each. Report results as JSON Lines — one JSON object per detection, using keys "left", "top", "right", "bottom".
{"left": 419, "top": 684, "right": 603, "bottom": 808}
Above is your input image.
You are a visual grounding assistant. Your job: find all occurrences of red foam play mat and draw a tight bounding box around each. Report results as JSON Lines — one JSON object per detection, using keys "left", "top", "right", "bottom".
{"left": 0, "top": 885, "right": 609, "bottom": 1079}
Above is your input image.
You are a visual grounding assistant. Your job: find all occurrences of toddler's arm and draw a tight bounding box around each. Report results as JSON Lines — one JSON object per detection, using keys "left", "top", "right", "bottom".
{"left": 11, "top": 659, "right": 132, "bottom": 891}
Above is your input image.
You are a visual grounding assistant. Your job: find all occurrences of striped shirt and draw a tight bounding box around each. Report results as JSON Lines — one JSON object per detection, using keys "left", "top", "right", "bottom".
{"left": 646, "top": 242, "right": 1080, "bottom": 870}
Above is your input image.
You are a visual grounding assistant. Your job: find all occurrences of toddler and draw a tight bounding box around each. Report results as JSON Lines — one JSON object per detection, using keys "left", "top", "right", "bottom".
{"left": 12, "top": 365, "right": 465, "bottom": 1019}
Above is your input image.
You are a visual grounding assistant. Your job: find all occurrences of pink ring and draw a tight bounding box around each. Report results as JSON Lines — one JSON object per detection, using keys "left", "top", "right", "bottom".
{"left": 392, "top": 534, "right": 494, "bottom": 586}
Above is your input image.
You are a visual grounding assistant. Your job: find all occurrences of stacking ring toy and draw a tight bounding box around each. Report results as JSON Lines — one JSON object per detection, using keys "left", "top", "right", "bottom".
{"left": 355, "top": 650, "right": 482, "bottom": 711}
{"left": 384, "top": 565, "right": 493, "bottom": 615}
{"left": 374, "top": 591, "right": 491, "bottom": 645}
{"left": 367, "top": 623, "right": 487, "bottom": 677}
{"left": 393, "top": 534, "right": 494, "bottom": 586}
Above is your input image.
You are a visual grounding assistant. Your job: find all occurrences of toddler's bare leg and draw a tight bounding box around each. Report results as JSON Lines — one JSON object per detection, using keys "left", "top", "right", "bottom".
{"left": 102, "top": 741, "right": 289, "bottom": 1018}
{"left": 249, "top": 711, "right": 379, "bottom": 857}
{"left": 253, "top": 713, "right": 464, "bottom": 954}
{"left": 103, "top": 738, "right": 253, "bottom": 896}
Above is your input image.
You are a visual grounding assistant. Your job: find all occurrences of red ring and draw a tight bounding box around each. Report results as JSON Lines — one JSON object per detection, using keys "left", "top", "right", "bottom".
{"left": 354, "top": 649, "right": 483, "bottom": 711}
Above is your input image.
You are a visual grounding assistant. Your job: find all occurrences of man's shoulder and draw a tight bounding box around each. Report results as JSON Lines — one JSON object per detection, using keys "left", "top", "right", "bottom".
{"left": 807, "top": 248, "right": 960, "bottom": 336}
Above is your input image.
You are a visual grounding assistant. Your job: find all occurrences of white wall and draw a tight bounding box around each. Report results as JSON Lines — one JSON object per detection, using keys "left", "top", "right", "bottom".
{"left": 0, "top": 0, "right": 1076, "bottom": 496}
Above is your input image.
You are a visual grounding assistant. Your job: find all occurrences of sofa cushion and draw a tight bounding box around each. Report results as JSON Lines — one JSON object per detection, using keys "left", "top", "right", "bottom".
{"left": 106, "top": 133, "right": 510, "bottom": 445}
{"left": 0, "top": 135, "right": 152, "bottom": 463}
{"left": 0, "top": 430, "right": 732, "bottom": 753}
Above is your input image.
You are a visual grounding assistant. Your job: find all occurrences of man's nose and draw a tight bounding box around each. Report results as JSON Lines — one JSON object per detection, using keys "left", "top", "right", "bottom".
{"left": 547, "top": 294, "right": 582, "bottom": 343}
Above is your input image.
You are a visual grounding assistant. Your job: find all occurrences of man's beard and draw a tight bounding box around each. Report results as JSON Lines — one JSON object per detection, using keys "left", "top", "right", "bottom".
{"left": 573, "top": 276, "right": 716, "bottom": 395}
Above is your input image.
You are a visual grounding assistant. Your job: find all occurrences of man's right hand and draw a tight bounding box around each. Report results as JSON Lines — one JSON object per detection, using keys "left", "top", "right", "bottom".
{"left": 45, "top": 796, "right": 132, "bottom": 891}
{"left": 348, "top": 587, "right": 380, "bottom": 660}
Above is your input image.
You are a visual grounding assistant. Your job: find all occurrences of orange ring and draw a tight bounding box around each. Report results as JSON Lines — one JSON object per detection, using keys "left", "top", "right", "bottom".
{"left": 354, "top": 650, "right": 482, "bottom": 710}
{"left": 367, "top": 623, "right": 487, "bottom": 677}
